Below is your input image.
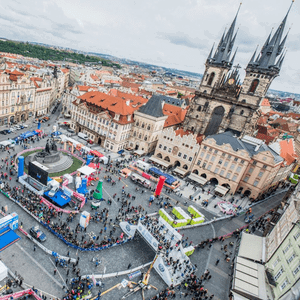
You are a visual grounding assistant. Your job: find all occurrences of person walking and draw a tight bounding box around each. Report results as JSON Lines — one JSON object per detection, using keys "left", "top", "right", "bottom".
{"left": 127, "top": 263, "right": 132, "bottom": 269}
{"left": 54, "top": 269, "right": 57, "bottom": 275}
{"left": 215, "top": 259, "right": 220, "bottom": 265}
{"left": 33, "top": 245, "right": 36, "bottom": 251}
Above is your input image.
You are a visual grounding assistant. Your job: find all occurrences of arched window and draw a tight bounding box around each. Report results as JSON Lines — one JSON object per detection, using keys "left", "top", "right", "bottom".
{"left": 207, "top": 72, "right": 215, "bottom": 86}
{"left": 197, "top": 106, "right": 202, "bottom": 112}
{"left": 133, "top": 131, "right": 136, "bottom": 137}
{"left": 139, "top": 134, "right": 142, "bottom": 139}
{"left": 144, "top": 136, "right": 148, "bottom": 141}
{"left": 147, "top": 125, "right": 150, "bottom": 130}
{"left": 241, "top": 99, "right": 246, "bottom": 103}
{"left": 240, "top": 110, "right": 244, "bottom": 115}
{"left": 249, "top": 79, "right": 259, "bottom": 93}
{"left": 141, "top": 123, "right": 145, "bottom": 128}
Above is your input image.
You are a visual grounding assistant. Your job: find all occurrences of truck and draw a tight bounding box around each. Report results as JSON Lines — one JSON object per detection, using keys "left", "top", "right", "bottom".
{"left": 78, "top": 132, "right": 89, "bottom": 141}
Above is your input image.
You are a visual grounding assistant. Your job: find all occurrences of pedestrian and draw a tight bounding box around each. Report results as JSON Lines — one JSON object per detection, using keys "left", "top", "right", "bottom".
{"left": 215, "top": 259, "right": 220, "bottom": 265}
{"left": 54, "top": 269, "right": 57, "bottom": 275}
{"left": 127, "top": 263, "right": 132, "bottom": 269}
{"left": 33, "top": 245, "right": 36, "bottom": 251}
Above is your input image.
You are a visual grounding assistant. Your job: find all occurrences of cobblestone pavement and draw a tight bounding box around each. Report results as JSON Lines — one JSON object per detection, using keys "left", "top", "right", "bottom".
{"left": 0, "top": 111, "right": 287, "bottom": 299}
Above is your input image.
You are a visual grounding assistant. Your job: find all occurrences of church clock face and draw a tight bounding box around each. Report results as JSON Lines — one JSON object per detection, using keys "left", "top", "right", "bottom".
{"left": 228, "top": 78, "right": 235, "bottom": 85}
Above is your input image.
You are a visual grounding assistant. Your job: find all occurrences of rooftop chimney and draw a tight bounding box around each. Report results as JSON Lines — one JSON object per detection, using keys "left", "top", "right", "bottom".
{"left": 126, "top": 100, "right": 130, "bottom": 106}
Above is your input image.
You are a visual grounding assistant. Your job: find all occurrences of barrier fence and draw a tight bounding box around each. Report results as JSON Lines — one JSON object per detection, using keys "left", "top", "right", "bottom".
{"left": 0, "top": 189, "right": 134, "bottom": 253}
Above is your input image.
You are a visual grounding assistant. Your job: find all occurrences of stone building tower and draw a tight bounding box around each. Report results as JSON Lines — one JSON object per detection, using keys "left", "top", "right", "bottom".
{"left": 183, "top": 3, "right": 292, "bottom": 137}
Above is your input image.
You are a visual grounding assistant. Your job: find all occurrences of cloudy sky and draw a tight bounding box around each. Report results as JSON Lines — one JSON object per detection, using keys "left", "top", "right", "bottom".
{"left": 0, "top": 0, "right": 299, "bottom": 93}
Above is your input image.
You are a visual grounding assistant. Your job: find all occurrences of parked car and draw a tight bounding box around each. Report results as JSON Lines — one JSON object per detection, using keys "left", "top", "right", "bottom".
{"left": 48, "top": 185, "right": 59, "bottom": 197}
{"left": 0, "top": 130, "right": 7, "bottom": 135}
{"left": 14, "top": 125, "right": 21, "bottom": 130}
{"left": 67, "top": 128, "right": 75, "bottom": 133}
{"left": 21, "top": 124, "right": 28, "bottom": 128}
{"left": 3, "top": 129, "right": 10, "bottom": 134}
{"left": 30, "top": 226, "right": 47, "bottom": 242}
{"left": 9, "top": 128, "right": 15, "bottom": 132}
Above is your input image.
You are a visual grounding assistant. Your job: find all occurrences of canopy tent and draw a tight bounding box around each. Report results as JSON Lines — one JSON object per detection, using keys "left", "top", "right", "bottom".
{"left": 90, "top": 150, "right": 104, "bottom": 157}
{"left": 215, "top": 185, "right": 229, "bottom": 196}
{"left": 149, "top": 167, "right": 176, "bottom": 185}
{"left": 77, "top": 165, "right": 96, "bottom": 176}
{"left": 149, "top": 156, "right": 172, "bottom": 168}
{"left": 173, "top": 167, "right": 189, "bottom": 177}
{"left": 238, "top": 232, "right": 266, "bottom": 263}
{"left": 188, "top": 173, "right": 207, "bottom": 186}
{"left": 133, "top": 149, "right": 145, "bottom": 156}
{"left": 0, "top": 141, "right": 12, "bottom": 147}
{"left": 35, "top": 129, "right": 43, "bottom": 133}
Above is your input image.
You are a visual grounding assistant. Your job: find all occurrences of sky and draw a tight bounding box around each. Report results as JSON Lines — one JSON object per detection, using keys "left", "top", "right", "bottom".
{"left": 0, "top": 0, "right": 299, "bottom": 93}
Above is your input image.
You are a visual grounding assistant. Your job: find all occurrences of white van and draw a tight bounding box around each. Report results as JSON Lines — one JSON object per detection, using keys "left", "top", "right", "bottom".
{"left": 136, "top": 160, "right": 151, "bottom": 172}
{"left": 78, "top": 132, "right": 89, "bottom": 141}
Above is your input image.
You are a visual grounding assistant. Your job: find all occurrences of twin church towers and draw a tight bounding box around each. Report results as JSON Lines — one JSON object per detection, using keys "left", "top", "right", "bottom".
{"left": 184, "top": 2, "right": 294, "bottom": 136}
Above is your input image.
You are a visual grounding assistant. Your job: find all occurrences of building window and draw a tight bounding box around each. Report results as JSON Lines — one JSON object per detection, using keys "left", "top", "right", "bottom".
{"left": 244, "top": 176, "right": 249, "bottom": 182}
{"left": 226, "top": 173, "right": 231, "bottom": 179}
{"left": 211, "top": 156, "right": 215, "bottom": 162}
{"left": 222, "top": 153, "right": 226, "bottom": 157}
{"left": 280, "top": 279, "right": 289, "bottom": 291}
{"left": 218, "top": 160, "right": 223, "bottom": 165}
{"left": 206, "top": 154, "right": 210, "bottom": 160}
{"left": 258, "top": 171, "right": 263, "bottom": 177}
{"left": 202, "top": 163, "right": 206, "bottom": 168}
{"left": 249, "top": 79, "right": 259, "bottom": 93}
{"left": 163, "top": 146, "right": 167, "bottom": 151}
{"left": 253, "top": 180, "right": 259, "bottom": 187}
{"left": 197, "top": 160, "right": 201, "bottom": 165}
{"left": 274, "top": 268, "right": 284, "bottom": 281}
{"left": 283, "top": 244, "right": 291, "bottom": 254}
{"left": 293, "top": 264, "right": 300, "bottom": 276}
{"left": 253, "top": 161, "right": 257, "bottom": 165}
{"left": 183, "top": 154, "right": 187, "bottom": 159}
{"left": 200, "top": 152, "right": 204, "bottom": 157}
{"left": 159, "top": 144, "right": 162, "bottom": 148}
{"left": 228, "top": 155, "right": 231, "bottom": 159}
{"left": 214, "top": 150, "right": 218, "bottom": 154}
{"left": 203, "top": 146, "right": 207, "bottom": 150}
{"left": 263, "top": 164, "right": 267, "bottom": 169}
{"left": 232, "top": 175, "right": 237, "bottom": 182}
{"left": 234, "top": 157, "right": 238, "bottom": 162}
{"left": 273, "top": 258, "right": 280, "bottom": 269}
{"left": 237, "top": 166, "right": 242, "bottom": 172}
{"left": 224, "top": 161, "right": 229, "bottom": 167}
{"left": 209, "top": 148, "right": 212, "bottom": 152}
{"left": 178, "top": 152, "right": 182, "bottom": 157}
{"left": 188, "top": 157, "right": 193, "bottom": 162}
{"left": 214, "top": 167, "right": 219, "bottom": 173}
{"left": 288, "top": 253, "right": 296, "bottom": 264}
{"left": 294, "top": 231, "right": 300, "bottom": 241}
{"left": 220, "top": 170, "right": 225, "bottom": 176}
{"left": 241, "top": 160, "right": 245, "bottom": 164}
{"left": 230, "top": 164, "right": 236, "bottom": 170}
{"left": 207, "top": 165, "right": 212, "bottom": 171}
{"left": 168, "top": 148, "right": 171, "bottom": 153}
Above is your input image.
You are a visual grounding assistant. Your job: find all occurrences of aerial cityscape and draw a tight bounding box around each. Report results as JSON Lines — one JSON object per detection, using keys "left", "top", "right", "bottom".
{"left": 0, "top": 1, "right": 299, "bottom": 300}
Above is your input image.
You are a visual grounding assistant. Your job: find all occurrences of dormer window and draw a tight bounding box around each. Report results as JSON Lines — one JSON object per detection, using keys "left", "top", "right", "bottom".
{"left": 127, "top": 115, "right": 131, "bottom": 121}
{"left": 114, "top": 114, "right": 120, "bottom": 121}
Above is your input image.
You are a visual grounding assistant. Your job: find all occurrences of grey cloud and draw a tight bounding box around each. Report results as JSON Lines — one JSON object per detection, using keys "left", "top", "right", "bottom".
{"left": 157, "top": 32, "right": 208, "bottom": 50}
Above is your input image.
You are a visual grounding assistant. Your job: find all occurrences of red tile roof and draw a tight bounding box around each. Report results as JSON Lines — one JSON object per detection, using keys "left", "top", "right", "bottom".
{"left": 163, "top": 104, "right": 187, "bottom": 128}
{"left": 279, "top": 139, "right": 298, "bottom": 165}
{"left": 261, "top": 98, "right": 271, "bottom": 106}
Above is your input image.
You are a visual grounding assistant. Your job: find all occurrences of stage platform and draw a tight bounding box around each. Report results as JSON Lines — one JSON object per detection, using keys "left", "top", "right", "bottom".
{"left": 0, "top": 226, "right": 20, "bottom": 252}
{"left": 44, "top": 189, "right": 71, "bottom": 208}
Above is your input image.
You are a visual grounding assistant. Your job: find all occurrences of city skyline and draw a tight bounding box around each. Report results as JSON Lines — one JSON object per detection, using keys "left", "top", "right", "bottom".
{"left": 0, "top": 0, "right": 299, "bottom": 93}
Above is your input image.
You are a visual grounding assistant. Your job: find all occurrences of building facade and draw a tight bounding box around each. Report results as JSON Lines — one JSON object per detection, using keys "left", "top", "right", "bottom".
{"left": 183, "top": 4, "right": 291, "bottom": 137}
{"left": 265, "top": 192, "right": 300, "bottom": 300}
{"left": 71, "top": 91, "right": 147, "bottom": 152}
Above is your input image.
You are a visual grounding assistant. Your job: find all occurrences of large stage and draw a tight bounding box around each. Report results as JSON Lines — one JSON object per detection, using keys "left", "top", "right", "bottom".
{"left": 44, "top": 189, "right": 71, "bottom": 208}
